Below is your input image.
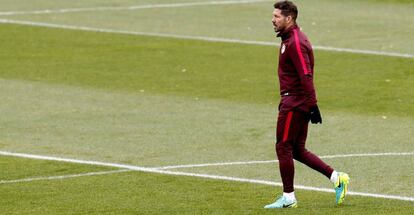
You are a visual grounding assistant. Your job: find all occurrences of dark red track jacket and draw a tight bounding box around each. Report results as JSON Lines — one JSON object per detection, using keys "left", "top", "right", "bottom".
{"left": 277, "top": 24, "right": 317, "bottom": 113}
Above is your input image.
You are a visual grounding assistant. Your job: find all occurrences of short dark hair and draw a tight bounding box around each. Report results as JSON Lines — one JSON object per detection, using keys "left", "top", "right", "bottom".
{"left": 274, "top": 1, "right": 298, "bottom": 21}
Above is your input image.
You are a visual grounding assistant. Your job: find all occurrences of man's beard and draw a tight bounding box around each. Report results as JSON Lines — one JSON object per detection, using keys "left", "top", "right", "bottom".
{"left": 273, "top": 25, "right": 279, "bottom": 33}
{"left": 274, "top": 26, "right": 282, "bottom": 34}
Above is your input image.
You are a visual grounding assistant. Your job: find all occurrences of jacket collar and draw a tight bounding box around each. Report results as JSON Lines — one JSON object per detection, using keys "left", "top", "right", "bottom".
{"left": 277, "top": 24, "right": 299, "bottom": 41}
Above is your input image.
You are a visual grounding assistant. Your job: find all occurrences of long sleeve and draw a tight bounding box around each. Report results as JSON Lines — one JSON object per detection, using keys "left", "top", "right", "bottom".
{"left": 288, "top": 29, "right": 317, "bottom": 107}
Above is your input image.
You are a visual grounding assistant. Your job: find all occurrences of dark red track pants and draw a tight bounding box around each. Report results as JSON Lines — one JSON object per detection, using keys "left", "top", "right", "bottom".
{"left": 276, "top": 110, "right": 334, "bottom": 193}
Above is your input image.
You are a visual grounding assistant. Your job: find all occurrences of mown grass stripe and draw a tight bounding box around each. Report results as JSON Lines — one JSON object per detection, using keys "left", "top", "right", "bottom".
{"left": 0, "top": 170, "right": 130, "bottom": 184}
{"left": 1, "top": 150, "right": 413, "bottom": 202}
{"left": 0, "top": 0, "right": 271, "bottom": 16}
{"left": 0, "top": 18, "right": 412, "bottom": 59}
{"left": 154, "top": 152, "right": 414, "bottom": 169}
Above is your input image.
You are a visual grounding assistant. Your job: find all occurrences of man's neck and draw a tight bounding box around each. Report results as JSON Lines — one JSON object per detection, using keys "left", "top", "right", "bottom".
{"left": 277, "top": 23, "right": 297, "bottom": 39}
{"left": 284, "top": 22, "right": 295, "bottom": 32}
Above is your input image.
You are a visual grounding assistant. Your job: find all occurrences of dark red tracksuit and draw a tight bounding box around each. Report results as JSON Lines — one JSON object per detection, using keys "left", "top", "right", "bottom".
{"left": 275, "top": 24, "right": 333, "bottom": 193}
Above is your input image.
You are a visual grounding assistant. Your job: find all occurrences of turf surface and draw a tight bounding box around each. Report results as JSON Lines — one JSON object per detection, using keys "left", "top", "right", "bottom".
{"left": 1, "top": 157, "right": 414, "bottom": 215}
{"left": 1, "top": 24, "right": 413, "bottom": 116}
{"left": 0, "top": 0, "right": 413, "bottom": 214}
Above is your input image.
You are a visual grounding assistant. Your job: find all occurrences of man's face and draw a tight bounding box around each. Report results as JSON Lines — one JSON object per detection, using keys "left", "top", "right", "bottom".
{"left": 272, "top": 9, "right": 288, "bottom": 33}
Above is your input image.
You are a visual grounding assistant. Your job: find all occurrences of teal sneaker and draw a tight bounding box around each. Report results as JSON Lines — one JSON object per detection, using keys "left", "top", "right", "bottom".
{"left": 334, "top": 172, "right": 350, "bottom": 205}
{"left": 264, "top": 196, "right": 297, "bottom": 209}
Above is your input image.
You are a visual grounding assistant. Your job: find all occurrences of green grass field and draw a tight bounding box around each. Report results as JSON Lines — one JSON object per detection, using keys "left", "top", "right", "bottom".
{"left": 0, "top": 0, "right": 413, "bottom": 214}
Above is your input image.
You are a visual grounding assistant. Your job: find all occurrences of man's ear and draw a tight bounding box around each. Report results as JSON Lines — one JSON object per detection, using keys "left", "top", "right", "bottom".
{"left": 286, "top": 15, "right": 292, "bottom": 24}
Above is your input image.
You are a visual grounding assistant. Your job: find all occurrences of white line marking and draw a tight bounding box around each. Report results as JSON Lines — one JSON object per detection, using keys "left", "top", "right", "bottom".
{"left": 1, "top": 150, "right": 413, "bottom": 202}
{"left": 155, "top": 152, "right": 414, "bottom": 169}
{"left": 156, "top": 160, "right": 277, "bottom": 170}
{"left": 0, "top": 169, "right": 130, "bottom": 184}
{"left": 311, "top": 45, "right": 414, "bottom": 58}
{"left": 0, "top": 18, "right": 412, "bottom": 59}
{"left": 156, "top": 170, "right": 414, "bottom": 202}
{"left": 0, "top": 0, "right": 271, "bottom": 16}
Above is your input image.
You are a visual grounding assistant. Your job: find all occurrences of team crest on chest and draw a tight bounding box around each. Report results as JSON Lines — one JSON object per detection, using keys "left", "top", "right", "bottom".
{"left": 281, "top": 44, "right": 286, "bottom": 54}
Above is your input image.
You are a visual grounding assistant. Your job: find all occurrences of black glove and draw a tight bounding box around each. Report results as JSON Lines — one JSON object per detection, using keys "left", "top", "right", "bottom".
{"left": 310, "top": 105, "right": 322, "bottom": 124}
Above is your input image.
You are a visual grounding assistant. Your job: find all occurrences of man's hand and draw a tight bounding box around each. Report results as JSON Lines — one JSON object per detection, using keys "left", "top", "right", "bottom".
{"left": 310, "top": 105, "right": 322, "bottom": 124}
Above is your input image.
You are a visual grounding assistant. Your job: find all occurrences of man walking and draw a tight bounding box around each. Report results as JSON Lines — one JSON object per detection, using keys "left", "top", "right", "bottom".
{"left": 265, "top": 1, "right": 349, "bottom": 209}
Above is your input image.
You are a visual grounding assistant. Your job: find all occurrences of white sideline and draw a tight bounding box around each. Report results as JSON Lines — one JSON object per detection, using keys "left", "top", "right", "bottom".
{"left": 0, "top": 0, "right": 270, "bottom": 16}
{"left": 155, "top": 152, "right": 414, "bottom": 169}
{"left": 0, "top": 18, "right": 413, "bottom": 59}
{"left": 0, "top": 169, "right": 129, "bottom": 184}
{"left": 1, "top": 150, "right": 413, "bottom": 202}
